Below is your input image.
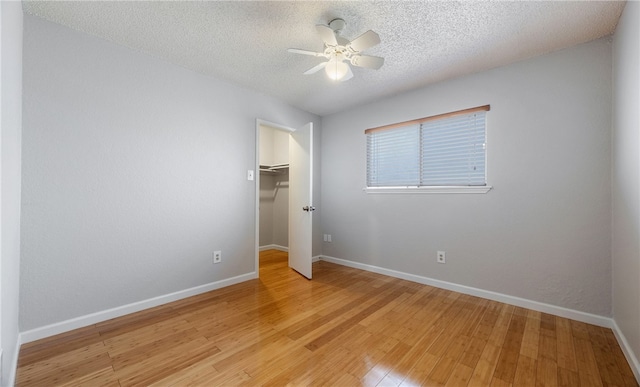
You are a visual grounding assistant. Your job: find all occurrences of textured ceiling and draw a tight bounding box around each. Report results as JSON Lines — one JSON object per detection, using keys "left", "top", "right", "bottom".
{"left": 23, "top": 1, "right": 625, "bottom": 116}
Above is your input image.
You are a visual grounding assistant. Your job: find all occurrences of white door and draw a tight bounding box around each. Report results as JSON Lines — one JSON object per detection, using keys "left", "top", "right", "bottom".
{"left": 289, "top": 122, "right": 313, "bottom": 279}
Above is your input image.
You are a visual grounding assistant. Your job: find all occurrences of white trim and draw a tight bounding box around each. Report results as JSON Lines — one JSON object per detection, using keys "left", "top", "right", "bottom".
{"left": 611, "top": 320, "right": 640, "bottom": 383}
{"left": 320, "top": 255, "right": 612, "bottom": 328}
{"left": 257, "top": 120, "right": 296, "bottom": 134}
{"left": 364, "top": 186, "right": 492, "bottom": 194}
{"left": 259, "top": 244, "right": 288, "bottom": 252}
{"left": 312, "top": 255, "right": 321, "bottom": 263}
{"left": 19, "top": 272, "right": 256, "bottom": 344}
{"left": 255, "top": 120, "right": 261, "bottom": 280}
{"left": 8, "top": 335, "right": 21, "bottom": 387}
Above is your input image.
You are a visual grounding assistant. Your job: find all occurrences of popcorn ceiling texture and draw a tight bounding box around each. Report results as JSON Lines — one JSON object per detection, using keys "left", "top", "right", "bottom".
{"left": 23, "top": 1, "right": 624, "bottom": 116}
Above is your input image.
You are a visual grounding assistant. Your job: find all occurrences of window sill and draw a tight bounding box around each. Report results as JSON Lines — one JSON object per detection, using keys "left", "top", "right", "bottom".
{"left": 363, "top": 186, "right": 492, "bottom": 194}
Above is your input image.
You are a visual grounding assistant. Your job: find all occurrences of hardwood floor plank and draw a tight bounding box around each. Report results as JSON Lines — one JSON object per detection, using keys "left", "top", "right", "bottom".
{"left": 539, "top": 331, "right": 558, "bottom": 362}
{"left": 588, "top": 324, "right": 626, "bottom": 387}
{"left": 56, "top": 367, "right": 120, "bottom": 387}
{"left": 555, "top": 316, "right": 578, "bottom": 372}
{"left": 445, "top": 363, "right": 474, "bottom": 387}
{"left": 103, "top": 316, "right": 194, "bottom": 356}
{"left": 492, "top": 312, "right": 526, "bottom": 384}
{"left": 304, "top": 287, "right": 406, "bottom": 351}
{"left": 570, "top": 320, "right": 591, "bottom": 340}
{"left": 603, "top": 329, "right": 639, "bottom": 386}
{"left": 15, "top": 250, "right": 638, "bottom": 387}
{"left": 427, "top": 335, "right": 469, "bottom": 385}
{"left": 146, "top": 359, "right": 219, "bottom": 387}
{"left": 487, "top": 304, "right": 514, "bottom": 348}
{"left": 540, "top": 313, "right": 557, "bottom": 338}
{"left": 467, "top": 343, "right": 502, "bottom": 386}
{"left": 17, "top": 342, "right": 107, "bottom": 378}
{"left": 398, "top": 352, "right": 440, "bottom": 387}
{"left": 240, "top": 345, "right": 313, "bottom": 386}
{"left": 109, "top": 328, "right": 214, "bottom": 371}
{"left": 115, "top": 338, "right": 220, "bottom": 387}
{"left": 17, "top": 326, "right": 103, "bottom": 368}
{"left": 573, "top": 337, "right": 604, "bottom": 387}
{"left": 558, "top": 366, "right": 580, "bottom": 387}
{"left": 520, "top": 313, "right": 541, "bottom": 359}
{"left": 536, "top": 357, "right": 558, "bottom": 387}
{"left": 513, "top": 354, "right": 536, "bottom": 386}
{"left": 389, "top": 325, "right": 445, "bottom": 383}
{"left": 458, "top": 337, "right": 488, "bottom": 369}
{"left": 16, "top": 352, "right": 112, "bottom": 386}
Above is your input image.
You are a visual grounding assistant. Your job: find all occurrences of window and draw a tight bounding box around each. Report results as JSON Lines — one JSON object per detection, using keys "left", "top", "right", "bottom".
{"left": 366, "top": 105, "right": 490, "bottom": 193}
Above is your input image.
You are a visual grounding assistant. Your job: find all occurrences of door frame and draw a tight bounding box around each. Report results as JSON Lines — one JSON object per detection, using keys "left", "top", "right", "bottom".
{"left": 254, "top": 119, "right": 296, "bottom": 277}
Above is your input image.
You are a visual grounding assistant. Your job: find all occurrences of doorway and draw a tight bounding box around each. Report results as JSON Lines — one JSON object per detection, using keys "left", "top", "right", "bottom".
{"left": 255, "top": 120, "right": 314, "bottom": 279}
{"left": 258, "top": 123, "right": 291, "bottom": 252}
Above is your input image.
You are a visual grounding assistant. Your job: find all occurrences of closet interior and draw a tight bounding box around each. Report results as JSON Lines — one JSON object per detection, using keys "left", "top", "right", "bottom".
{"left": 259, "top": 124, "right": 289, "bottom": 251}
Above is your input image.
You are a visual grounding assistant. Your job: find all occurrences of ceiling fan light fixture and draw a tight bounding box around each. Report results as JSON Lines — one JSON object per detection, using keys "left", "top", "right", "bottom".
{"left": 288, "top": 19, "right": 382, "bottom": 82}
{"left": 325, "top": 59, "right": 349, "bottom": 81}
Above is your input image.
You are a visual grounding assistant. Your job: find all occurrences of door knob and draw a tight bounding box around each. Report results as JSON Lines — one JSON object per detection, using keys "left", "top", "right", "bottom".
{"left": 302, "top": 206, "right": 316, "bottom": 212}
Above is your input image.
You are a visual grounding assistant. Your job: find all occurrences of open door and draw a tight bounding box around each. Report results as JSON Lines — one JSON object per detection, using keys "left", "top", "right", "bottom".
{"left": 288, "top": 122, "right": 313, "bottom": 279}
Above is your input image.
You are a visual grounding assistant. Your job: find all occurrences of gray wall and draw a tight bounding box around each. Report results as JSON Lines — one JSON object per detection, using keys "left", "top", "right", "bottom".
{"left": 613, "top": 0, "right": 640, "bottom": 372}
{"left": 20, "top": 15, "right": 320, "bottom": 331}
{"left": 320, "top": 38, "right": 612, "bottom": 316}
{"left": 1, "top": 2, "right": 23, "bottom": 385}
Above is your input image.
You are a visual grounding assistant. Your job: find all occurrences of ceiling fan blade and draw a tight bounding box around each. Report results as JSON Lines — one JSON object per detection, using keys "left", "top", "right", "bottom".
{"left": 341, "top": 64, "right": 354, "bottom": 82}
{"left": 303, "top": 61, "right": 327, "bottom": 75}
{"left": 348, "top": 30, "right": 380, "bottom": 52}
{"left": 316, "top": 24, "right": 338, "bottom": 46}
{"left": 351, "top": 55, "right": 384, "bottom": 70}
{"left": 288, "top": 48, "right": 323, "bottom": 57}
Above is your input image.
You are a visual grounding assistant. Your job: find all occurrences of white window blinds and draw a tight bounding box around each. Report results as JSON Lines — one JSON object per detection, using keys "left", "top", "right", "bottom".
{"left": 366, "top": 106, "right": 488, "bottom": 188}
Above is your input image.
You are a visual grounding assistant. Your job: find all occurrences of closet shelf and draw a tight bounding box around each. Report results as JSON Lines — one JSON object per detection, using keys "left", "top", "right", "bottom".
{"left": 259, "top": 164, "right": 289, "bottom": 174}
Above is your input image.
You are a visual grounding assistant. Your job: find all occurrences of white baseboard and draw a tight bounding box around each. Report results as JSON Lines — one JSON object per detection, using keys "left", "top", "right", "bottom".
{"left": 20, "top": 272, "right": 257, "bottom": 344}
{"left": 312, "top": 255, "right": 321, "bottom": 263}
{"left": 320, "top": 255, "right": 612, "bottom": 328}
{"left": 611, "top": 320, "right": 640, "bottom": 383}
{"left": 259, "top": 244, "right": 288, "bottom": 252}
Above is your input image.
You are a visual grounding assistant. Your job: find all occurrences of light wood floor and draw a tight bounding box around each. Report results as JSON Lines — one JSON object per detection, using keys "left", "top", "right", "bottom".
{"left": 16, "top": 250, "right": 638, "bottom": 386}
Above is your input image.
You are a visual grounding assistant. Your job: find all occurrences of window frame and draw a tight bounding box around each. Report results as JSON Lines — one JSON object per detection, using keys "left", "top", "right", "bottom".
{"left": 364, "top": 105, "right": 492, "bottom": 194}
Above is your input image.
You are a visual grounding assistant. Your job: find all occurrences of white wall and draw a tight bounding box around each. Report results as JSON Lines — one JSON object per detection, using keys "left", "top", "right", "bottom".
{"left": 1, "top": 1, "right": 23, "bottom": 385}
{"left": 321, "top": 38, "right": 612, "bottom": 316}
{"left": 612, "top": 0, "right": 640, "bottom": 377}
{"left": 20, "top": 15, "right": 319, "bottom": 332}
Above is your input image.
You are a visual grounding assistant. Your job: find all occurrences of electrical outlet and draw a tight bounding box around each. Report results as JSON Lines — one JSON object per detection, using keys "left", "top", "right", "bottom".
{"left": 213, "top": 251, "right": 222, "bottom": 264}
{"left": 323, "top": 234, "right": 328, "bottom": 242}
{"left": 327, "top": 235, "right": 332, "bottom": 243}
{"left": 437, "top": 251, "right": 446, "bottom": 264}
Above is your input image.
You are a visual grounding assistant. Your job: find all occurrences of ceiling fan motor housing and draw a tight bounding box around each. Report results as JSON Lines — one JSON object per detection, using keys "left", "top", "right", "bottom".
{"left": 329, "top": 18, "right": 346, "bottom": 34}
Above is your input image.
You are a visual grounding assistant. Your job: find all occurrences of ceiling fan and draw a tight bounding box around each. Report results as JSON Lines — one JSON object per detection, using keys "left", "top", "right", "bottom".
{"left": 288, "top": 18, "right": 384, "bottom": 82}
